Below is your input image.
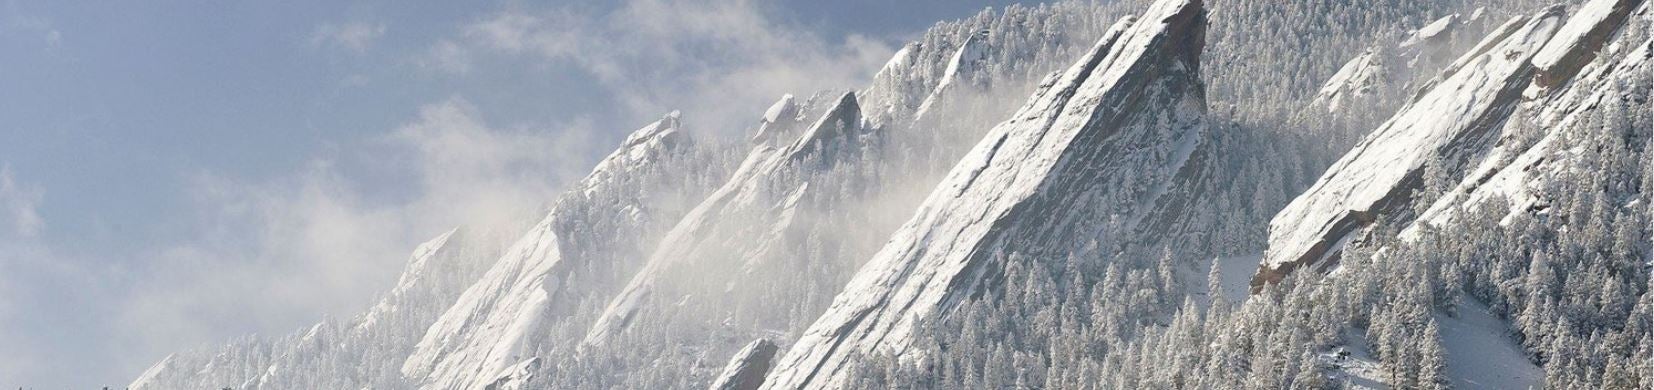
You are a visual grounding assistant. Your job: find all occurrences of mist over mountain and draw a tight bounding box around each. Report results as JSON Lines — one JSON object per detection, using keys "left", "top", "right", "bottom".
{"left": 117, "top": 0, "right": 1649, "bottom": 389}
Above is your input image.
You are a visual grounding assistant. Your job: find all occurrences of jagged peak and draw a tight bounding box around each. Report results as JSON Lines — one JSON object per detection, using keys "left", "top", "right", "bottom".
{"left": 1259, "top": 7, "right": 1566, "bottom": 286}
{"left": 622, "top": 110, "right": 684, "bottom": 148}
{"left": 383, "top": 227, "right": 462, "bottom": 301}
{"left": 783, "top": 92, "right": 865, "bottom": 161}
{"left": 751, "top": 94, "right": 800, "bottom": 145}
{"left": 1401, "top": 13, "right": 1459, "bottom": 48}
{"left": 580, "top": 111, "right": 692, "bottom": 194}
{"left": 709, "top": 339, "right": 779, "bottom": 390}
{"left": 912, "top": 30, "right": 993, "bottom": 121}
{"left": 938, "top": 30, "right": 991, "bottom": 88}
{"left": 759, "top": 0, "right": 1208, "bottom": 387}
{"left": 762, "top": 94, "right": 797, "bottom": 124}
{"left": 1092, "top": 0, "right": 1204, "bottom": 81}
{"left": 872, "top": 43, "right": 921, "bottom": 82}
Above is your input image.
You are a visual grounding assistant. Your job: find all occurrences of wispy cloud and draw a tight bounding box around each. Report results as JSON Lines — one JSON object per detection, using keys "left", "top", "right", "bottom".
{"left": 0, "top": 165, "right": 42, "bottom": 238}
{"left": 38, "top": 0, "right": 901, "bottom": 384}
{"left": 425, "top": 0, "right": 894, "bottom": 135}
{"left": 421, "top": 39, "right": 473, "bottom": 74}
{"left": 312, "top": 21, "right": 386, "bottom": 53}
{"left": 1, "top": 2, "right": 61, "bottom": 48}
{"left": 111, "top": 97, "right": 599, "bottom": 379}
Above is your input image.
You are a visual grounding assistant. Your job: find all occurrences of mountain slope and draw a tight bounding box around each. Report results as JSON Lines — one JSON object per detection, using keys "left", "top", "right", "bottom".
{"left": 1257, "top": 9, "right": 1566, "bottom": 285}
{"left": 580, "top": 92, "right": 876, "bottom": 349}
{"left": 761, "top": 0, "right": 1211, "bottom": 387}
{"left": 1411, "top": 0, "right": 1648, "bottom": 237}
{"left": 399, "top": 112, "right": 714, "bottom": 389}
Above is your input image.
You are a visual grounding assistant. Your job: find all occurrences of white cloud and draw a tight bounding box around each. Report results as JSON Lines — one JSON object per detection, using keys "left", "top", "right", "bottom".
{"left": 93, "top": 0, "right": 897, "bottom": 382}
{"left": 312, "top": 21, "right": 386, "bottom": 53}
{"left": 428, "top": 0, "right": 895, "bottom": 136}
{"left": 0, "top": 165, "right": 42, "bottom": 238}
{"left": 112, "top": 97, "right": 599, "bottom": 376}
{"left": 421, "top": 39, "right": 473, "bottom": 74}
{"left": 1, "top": 2, "right": 60, "bottom": 48}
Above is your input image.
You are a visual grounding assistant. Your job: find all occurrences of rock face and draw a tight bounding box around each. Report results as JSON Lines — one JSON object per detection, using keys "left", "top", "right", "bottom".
{"left": 1310, "top": 12, "right": 1492, "bottom": 113}
{"left": 1530, "top": 0, "right": 1645, "bottom": 90}
{"left": 914, "top": 30, "right": 991, "bottom": 120}
{"left": 760, "top": 0, "right": 1211, "bottom": 387}
{"left": 1257, "top": 9, "right": 1567, "bottom": 286}
{"left": 399, "top": 112, "right": 709, "bottom": 390}
{"left": 709, "top": 339, "right": 780, "bottom": 390}
{"left": 1411, "top": 2, "right": 1650, "bottom": 237}
{"left": 581, "top": 92, "right": 874, "bottom": 347}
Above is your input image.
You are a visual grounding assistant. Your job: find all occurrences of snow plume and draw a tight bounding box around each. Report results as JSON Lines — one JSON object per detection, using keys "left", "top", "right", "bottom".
{"left": 425, "top": 0, "right": 895, "bottom": 137}
{"left": 109, "top": 97, "right": 596, "bottom": 384}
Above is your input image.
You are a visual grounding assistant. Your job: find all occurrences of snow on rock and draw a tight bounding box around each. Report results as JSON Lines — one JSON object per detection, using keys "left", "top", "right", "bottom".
{"left": 760, "top": 0, "right": 1211, "bottom": 387}
{"left": 127, "top": 353, "right": 174, "bottom": 389}
{"left": 356, "top": 228, "right": 462, "bottom": 330}
{"left": 709, "top": 339, "right": 780, "bottom": 390}
{"left": 400, "top": 111, "right": 702, "bottom": 390}
{"left": 914, "top": 30, "right": 991, "bottom": 120}
{"left": 1311, "top": 12, "right": 1492, "bottom": 114}
{"left": 1401, "top": 14, "right": 1458, "bottom": 48}
{"left": 1257, "top": 9, "right": 1565, "bottom": 286}
{"left": 871, "top": 43, "right": 920, "bottom": 86}
{"left": 783, "top": 93, "right": 869, "bottom": 162}
{"left": 1529, "top": 0, "right": 1644, "bottom": 91}
{"left": 1311, "top": 50, "right": 1384, "bottom": 112}
{"left": 581, "top": 91, "right": 871, "bottom": 347}
{"left": 938, "top": 30, "right": 990, "bottom": 88}
{"left": 1409, "top": 4, "right": 1650, "bottom": 238}
{"left": 861, "top": 42, "right": 927, "bottom": 124}
{"left": 481, "top": 357, "right": 539, "bottom": 390}
{"left": 752, "top": 94, "right": 801, "bottom": 145}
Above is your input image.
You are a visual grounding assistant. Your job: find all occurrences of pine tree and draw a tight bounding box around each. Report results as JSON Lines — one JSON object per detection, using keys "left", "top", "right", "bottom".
{"left": 1417, "top": 319, "right": 1450, "bottom": 390}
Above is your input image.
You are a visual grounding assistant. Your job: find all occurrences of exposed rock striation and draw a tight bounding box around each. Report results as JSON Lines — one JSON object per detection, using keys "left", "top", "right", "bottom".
{"left": 761, "top": 0, "right": 1211, "bottom": 387}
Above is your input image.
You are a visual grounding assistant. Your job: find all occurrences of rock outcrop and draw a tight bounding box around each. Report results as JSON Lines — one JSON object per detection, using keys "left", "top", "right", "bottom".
{"left": 760, "top": 0, "right": 1211, "bottom": 387}
{"left": 1257, "top": 8, "right": 1567, "bottom": 286}
{"left": 1530, "top": 0, "right": 1645, "bottom": 91}
{"left": 399, "top": 112, "right": 708, "bottom": 390}
{"left": 581, "top": 91, "right": 875, "bottom": 347}
{"left": 709, "top": 339, "right": 780, "bottom": 390}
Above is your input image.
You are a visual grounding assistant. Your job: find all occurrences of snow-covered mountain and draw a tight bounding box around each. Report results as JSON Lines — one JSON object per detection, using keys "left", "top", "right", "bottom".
{"left": 761, "top": 0, "right": 1212, "bottom": 386}
{"left": 1259, "top": 7, "right": 1568, "bottom": 284}
{"left": 1410, "top": 0, "right": 1647, "bottom": 236}
{"left": 398, "top": 112, "right": 721, "bottom": 390}
{"left": 1310, "top": 10, "right": 1494, "bottom": 114}
{"left": 580, "top": 92, "right": 875, "bottom": 348}
{"left": 132, "top": 0, "right": 1649, "bottom": 388}
{"left": 1258, "top": 0, "right": 1644, "bottom": 286}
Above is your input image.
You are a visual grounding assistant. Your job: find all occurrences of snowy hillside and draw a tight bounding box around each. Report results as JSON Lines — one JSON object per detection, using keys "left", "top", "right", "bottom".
{"left": 1260, "top": 8, "right": 1567, "bottom": 285}
{"left": 764, "top": 0, "right": 1212, "bottom": 386}
{"left": 130, "top": 0, "right": 1650, "bottom": 389}
{"left": 399, "top": 112, "right": 719, "bottom": 390}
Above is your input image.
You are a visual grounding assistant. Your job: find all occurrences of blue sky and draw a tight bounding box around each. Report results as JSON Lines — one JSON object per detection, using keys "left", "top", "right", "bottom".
{"left": 0, "top": 0, "right": 1029, "bottom": 387}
